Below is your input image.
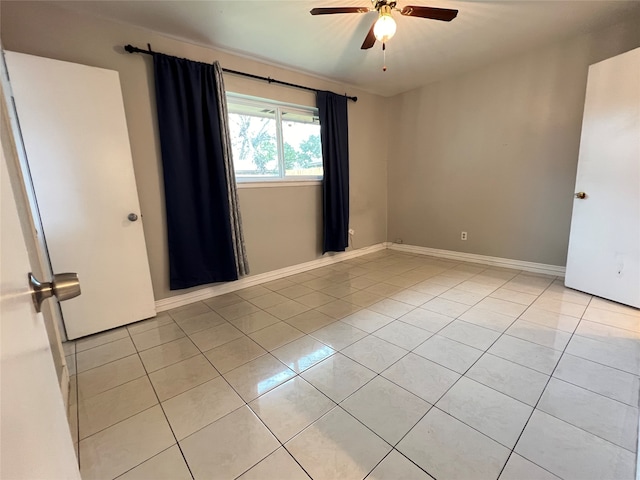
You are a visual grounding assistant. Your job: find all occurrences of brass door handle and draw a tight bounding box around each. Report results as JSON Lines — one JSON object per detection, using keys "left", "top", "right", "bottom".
{"left": 575, "top": 192, "right": 587, "bottom": 199}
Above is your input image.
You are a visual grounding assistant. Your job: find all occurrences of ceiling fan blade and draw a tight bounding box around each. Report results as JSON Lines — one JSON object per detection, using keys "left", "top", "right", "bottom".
{"left": 310, "top": 7, "right": 371, "bottom": 15}
{"left": 361, "top": 21, "right": 377, "bottom": 49}
{"left": 400, "top": 6, "right": 458, "bottom": 21}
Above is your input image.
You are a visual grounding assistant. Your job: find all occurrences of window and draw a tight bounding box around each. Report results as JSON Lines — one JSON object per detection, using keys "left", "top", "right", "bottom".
{"left": 226, "top": 93, "right": 322, "bottom": 182}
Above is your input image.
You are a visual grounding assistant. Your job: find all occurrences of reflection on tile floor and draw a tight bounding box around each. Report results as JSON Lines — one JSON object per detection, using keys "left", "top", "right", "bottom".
{"left": 64, "top": 250, "right": 640, "bottom": 479}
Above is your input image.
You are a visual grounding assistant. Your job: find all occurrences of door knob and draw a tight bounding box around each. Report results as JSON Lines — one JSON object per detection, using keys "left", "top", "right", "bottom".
{"left": 575, "top": 192, "right": 587, "bottom": 199}
{"left": 128, "top": 213, "right": 138, "bottom": 222}
{"left": 29, "top": 272, "right": 81, "bottom": 313}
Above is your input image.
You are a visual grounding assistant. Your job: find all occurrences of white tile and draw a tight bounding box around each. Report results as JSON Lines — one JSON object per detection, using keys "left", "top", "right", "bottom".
{"left": 466, "top": 354, "right": 549, "bottom": 406}
{"left": 202, "top": 292, "right": 243, "bottom": 310}
{"left": 79, "top": 406, "right": 174, "bottom": 480}
{"left": 365, "top": 282, "right": 404, "bottom": 297}
{"left": 180, "top": 406, "right": 279, "bottom": 479}
{"left": 413, "top": 335, "right": 483, "bottom": 374}
{"left": 127, "top": 314, "right": 175, "bottom": 337}
{"left": 310, "top": 321, "right": 368, "bottom": 350}
{"left": 436, "top": 377, "right": 532, "bottom": 448}
{"left": 389, "top": 289, "right": 434, "bottom": 307}
{"left": 369, "top": 299, "right": 416, "bottom": 319}
{"left": 76, "top": 327, "right": 130, "bottom": 352}
{"left": 588, "top": 298, "right": 640, "bottom": 318}
{"left": 515, "top": 410, "right": 636, "bottom": 480}
{"left": 439, "top": 288, "right": 487, "bottom": 306}
{"left": 342, "top": 376, "right": 431, "bottom": 445}
{"left": 236, "top": 285, "right": 272, "bottom": 300}
{"left": 503, "top": 275, "right": 553, "bottom": 295}
{"left": 78, "top": 376, "right": 158, "bottom": 439}
{"left": 341, "top": 309, "right": 395, "bottom": 333}
{"left": 505, "top": 320, "right": 572, "bottom": 351}
{"left": 284, "top": 309, "right": 336, "bottom": 334}
{"left": 216, "top": 300, "right": 261, "bottom": 321}
{"left": 131, "top": 323, "right": 186, "bottom": 352}
{"left": 285, "top": 407, "right": 392, "bottom": 480}
{"left": 296, "top": 291, "right": 338, "bottom": 308}
{"left": 265, "top": 300, "right": 311, "bottom": 320}
{"left": 438, "top": 320, "right": 500, "bottom": 351}
{"left": 168, "top": 302, "right": 211, "bottom": 321}
{"left": 410, "top": 281, "right": 451, "bottom": 296}
{"left": 342, "top": 335, "right": 408, "bottom": 373}
{"left": 398, "top": 309, "right": 454, "bottom": 333}
{"left": 397, "top": 407, "right": 510, "bottom": 480}
{"left": 575, "top": 320, "right": 640, "bottom": 349}
{"left": 78, "top": 354, "right": 146, "bottom": 401}
{"left": 519, "top": 307, "right": 580, "bottom": 333}
{"left": 542, "top": 284, "right": 592, "bottom": 305}
{"left": 76, "top": 337, "right": 137, "bottom": 373}
{"left": 382, "top": 353, "right": 460, "bottom": 404}
{"left": 262, "top": 278, "right": 297, "bottom": 291}
{"left": 553, "top": 353, "right": 640, "bottom": 407}
{"left": 489, "top": 287, "right": 537, "bottom": 306}
{"left": 248, "top": 291, "right": 290, "bottom": 309}
{"left": 203, "top": 336, "right": 267, "bottom": 374}
{"left": 488, "top": 335, "right": 562, "bottom": 375}
{"left": 249, "top": 322, "right": 304, "bottom": 351}
{"left": 315, "top": 299, "right": 362, "bottom": 319}
{"left": 372, "top": 320, "right": 433, "bottom": 350}
{"left": 458, "top": 307, "right": 516, "bottom": 332}
{"left": 62, "top": 341, "right": 75, "bottom": 356}
{"left": 117, "top": 445, "right": 192, "bottom": 480}
{"left": 223, "top": 354, "right": 296, "bottom": 402}
{"left": 238, "top": 447, "right": 310, "bottom": 480}
{"left": 138, "top": 337, "right": 200, "bottom": 373}
{"left": 342, "top": 290, "right": 386, "bottom": 308}
{"left": 249, "top": 377, "right": 335, "bottom": 442}
{"left": 301, "top": 353, "right": 376, "bottom": 402}
{"left": 499, "top": 454, "right": 560, "bottom": 480}
{"left": 531, "top": 297, "right": 586, "bottom": 318}
{"left": 279, "top": 284, "right": 317, "bottom": 299}
{"left": 161, "top": 376, "right": 244, "bottom": 440}
{"left": 271, "top": 336, "right": 335, "bottom": 373}
{"left": 565, "top": 335, "right": 640, "bottom": 375}
{"left": 421, "top": 298, "right": 470, "bottom": 317}
{"left": 474, "top": 297, "right": 528, "bottom": 317}
{"left": 149, "top": 354, "right": 219, "bottom": 401}
{"left": 174, "top": 310, "right": 226, "bottom": 335}
{"left": 366, "top": 450, "right": 432, "bottom": 480}
{"left": 538, "top": 378, "right": 638, "bottom": 452}
{"left": 189, "top": 322, "right": 244, "bottom": 351}
{"left": 229, "top": 310, "right": 281, "bottom": 334}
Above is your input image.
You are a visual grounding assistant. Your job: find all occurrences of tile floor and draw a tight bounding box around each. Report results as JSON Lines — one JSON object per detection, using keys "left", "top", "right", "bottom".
{"left": 63, "top": 250, "right": 640, "bottom": 480}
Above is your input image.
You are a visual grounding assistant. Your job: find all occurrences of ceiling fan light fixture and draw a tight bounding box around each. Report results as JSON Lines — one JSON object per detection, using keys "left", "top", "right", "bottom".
{"left": 373, "top": 6, "right": 396, "bottom": 43}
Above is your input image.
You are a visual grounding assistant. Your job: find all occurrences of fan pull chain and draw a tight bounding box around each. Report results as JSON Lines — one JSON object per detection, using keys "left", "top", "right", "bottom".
{"left": 382, "top": 42, "right": 387, "bottom": 72}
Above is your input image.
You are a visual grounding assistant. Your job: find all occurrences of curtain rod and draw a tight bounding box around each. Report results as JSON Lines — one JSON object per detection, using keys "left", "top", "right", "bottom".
{"left": 123, "top": 44, "right": 357, "bottom": 102}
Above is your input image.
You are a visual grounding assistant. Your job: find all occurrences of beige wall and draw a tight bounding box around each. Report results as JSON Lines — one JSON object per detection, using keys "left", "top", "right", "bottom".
{"left": 387, "top": 19, "right": 640, "bottom": 266}
{"left": 1, "top": 1, "right": 388, "bottom": 300}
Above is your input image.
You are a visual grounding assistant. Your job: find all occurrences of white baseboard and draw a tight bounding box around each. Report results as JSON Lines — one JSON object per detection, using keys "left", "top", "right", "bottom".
{"left": 155, "top": 242, "right": 390, "bottom": 312}
{"left": 389, "top": 243, "right": 566, "bottom": 276}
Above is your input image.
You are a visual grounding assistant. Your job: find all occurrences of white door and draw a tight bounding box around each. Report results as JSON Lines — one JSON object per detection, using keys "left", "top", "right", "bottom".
{"left": 1, "top": 109, "right": 80, "bottom": 478}
{"left": 565, "top": 47, "right": 640, "bottom": 308}
{"left": 6, "top": 51, "right": 156, "bottom": 339}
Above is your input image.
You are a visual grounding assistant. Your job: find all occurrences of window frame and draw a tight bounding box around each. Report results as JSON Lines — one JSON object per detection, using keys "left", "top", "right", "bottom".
{"left": 226, "top": 92, "right": 323, "bottom": 185}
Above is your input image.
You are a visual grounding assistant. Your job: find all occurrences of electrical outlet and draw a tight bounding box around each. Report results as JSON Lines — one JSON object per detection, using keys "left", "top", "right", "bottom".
{"left": 348, "top": 229, "right": 355, "bottom": 235}
{"left": 396, "top": 238, "right": 403, "bottom": 244}
{"left": 461, "top": 231, "right": 468, "bottom": 241}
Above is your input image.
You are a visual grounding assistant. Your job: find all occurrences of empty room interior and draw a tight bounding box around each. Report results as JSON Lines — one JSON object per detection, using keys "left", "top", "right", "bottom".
{"left": 1, "top": 0, "right": 640, "bottom": 479}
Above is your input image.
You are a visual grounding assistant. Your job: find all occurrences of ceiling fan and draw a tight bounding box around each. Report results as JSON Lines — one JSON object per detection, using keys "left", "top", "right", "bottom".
{"left": 310, "top": 0, "right": 458, "bottom": 50}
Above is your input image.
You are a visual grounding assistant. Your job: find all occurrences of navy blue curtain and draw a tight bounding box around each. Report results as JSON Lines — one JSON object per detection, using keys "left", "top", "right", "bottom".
{"left": 317, "top": 91, "right": 350, "bottom": 253}
{"left": 153, "top": 53, "right": 239, "bottom": 289}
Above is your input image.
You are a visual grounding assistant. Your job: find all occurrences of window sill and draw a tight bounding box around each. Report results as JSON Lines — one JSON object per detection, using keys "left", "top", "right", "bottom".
{"left": 237, "top": 180, "right": 322, "bottom": 189}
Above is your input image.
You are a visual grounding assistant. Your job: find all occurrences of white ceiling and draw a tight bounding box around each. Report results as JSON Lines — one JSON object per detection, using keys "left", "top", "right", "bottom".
{"left": 54, "top": 0, "right": 640, "bottom": 96}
